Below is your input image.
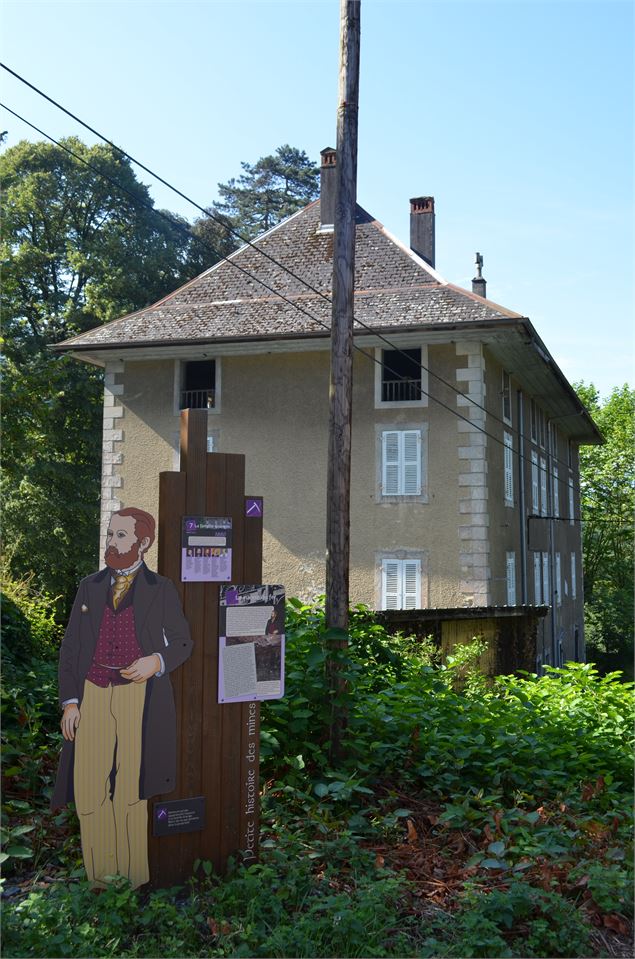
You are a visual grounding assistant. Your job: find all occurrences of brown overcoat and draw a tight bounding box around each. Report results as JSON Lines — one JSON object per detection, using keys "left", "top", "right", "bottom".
{"left": 51, "top": 564, "right": 192, "bottom": 809}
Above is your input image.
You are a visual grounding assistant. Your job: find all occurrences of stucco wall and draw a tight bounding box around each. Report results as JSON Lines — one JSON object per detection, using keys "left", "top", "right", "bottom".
{"left": 106, "top": 342, "right": 584, "bottom": 658}
{"left": 110, "top": 343, "right": 469, "bottom": 608}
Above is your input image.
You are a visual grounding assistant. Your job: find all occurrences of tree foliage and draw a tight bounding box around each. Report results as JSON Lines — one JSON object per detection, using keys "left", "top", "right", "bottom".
{"left": 575, "top": 383, "right": 634, "bottom": 674}
{"left": 1, "top": 138, "right": 195, "bottom": 612}
{"left": 206, "top": 143, "right": 319, "bottom": 240}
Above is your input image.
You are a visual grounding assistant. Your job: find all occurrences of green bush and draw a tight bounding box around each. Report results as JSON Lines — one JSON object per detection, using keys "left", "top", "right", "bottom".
{"left": 420, "top": 880, "right": 591, "bottom": 958}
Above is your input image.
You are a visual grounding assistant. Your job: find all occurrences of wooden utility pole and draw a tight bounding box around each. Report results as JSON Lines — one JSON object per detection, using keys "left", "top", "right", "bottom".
{"left": 325, "top": 0, "right": 361, "bottom": 758}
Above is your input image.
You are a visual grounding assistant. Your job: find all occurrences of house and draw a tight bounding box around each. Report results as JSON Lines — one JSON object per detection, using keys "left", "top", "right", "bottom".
{"left": 55, "top": 148, "right": 602, "bottom": 670}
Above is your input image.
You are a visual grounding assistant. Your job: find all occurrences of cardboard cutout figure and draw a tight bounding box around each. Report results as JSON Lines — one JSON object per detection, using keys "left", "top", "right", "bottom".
{"left": 51, "top": 508, "right": 192, "bottom": 889}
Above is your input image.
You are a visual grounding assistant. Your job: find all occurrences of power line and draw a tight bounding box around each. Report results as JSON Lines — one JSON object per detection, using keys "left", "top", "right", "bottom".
{"left": 1, "top": 99, "right": 585, "bottom": 480}
{"left": 1, "top": 60, "right": 554, "bottom": 447}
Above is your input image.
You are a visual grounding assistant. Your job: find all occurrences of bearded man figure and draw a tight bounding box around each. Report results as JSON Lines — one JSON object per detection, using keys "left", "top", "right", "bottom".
{"left": 51, "top": 508, "right": 192, "bottom": 889}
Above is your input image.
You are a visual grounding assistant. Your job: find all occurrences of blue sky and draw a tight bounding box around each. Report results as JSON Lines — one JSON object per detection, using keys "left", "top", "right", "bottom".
{"left": 2, "top": 0, "right": 633, "bottom": 397}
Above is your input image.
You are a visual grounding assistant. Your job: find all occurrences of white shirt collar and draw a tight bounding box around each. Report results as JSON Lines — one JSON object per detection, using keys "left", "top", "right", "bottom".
{"left": 111, "top": 558, "right": 144, "bottom": 578}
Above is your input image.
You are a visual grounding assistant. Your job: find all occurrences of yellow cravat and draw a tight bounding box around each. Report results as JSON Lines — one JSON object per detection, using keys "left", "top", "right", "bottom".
{"left": 112, "top": 572, "right": 136, "bottom": 610}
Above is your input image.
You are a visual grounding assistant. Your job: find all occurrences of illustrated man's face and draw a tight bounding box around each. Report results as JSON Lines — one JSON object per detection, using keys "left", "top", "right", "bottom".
{"left": 104, "top": 514, "right": 149, "bottom": 570}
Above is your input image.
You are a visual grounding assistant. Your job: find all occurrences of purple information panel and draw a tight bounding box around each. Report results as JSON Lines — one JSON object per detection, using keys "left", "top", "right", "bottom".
{"left": 181, "top": 516, "right": 232, "bottom": 582}
{"left": 218, "top": 585, "right": 285, "bottom": 703}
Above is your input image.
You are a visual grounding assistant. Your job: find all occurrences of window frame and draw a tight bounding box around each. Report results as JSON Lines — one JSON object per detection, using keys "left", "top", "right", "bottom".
{"left": 531, "top": 451, "right": 539, "bottom": 513}
{"left": 378, "top": 555, "right": 423, "bottom": 610}
{"left": 506, "top": 551, "right": 517, "bottom": 605}
{"left": 376, "top": 424, "right": 428, "bottom": 504}
{"left": 503, "top": 431, "right": 514, "bottom": 506}
{"left": 502, "top": 370, "right": 512, "bottom": 425}
{"left": 173, "top": 357, "right": 222, "bottom": 416}
{"left": 374, "top": 346, "right": 428, "bottom": 409}
{"left": 533, "top": 552, "right": 542, "bottom": 604}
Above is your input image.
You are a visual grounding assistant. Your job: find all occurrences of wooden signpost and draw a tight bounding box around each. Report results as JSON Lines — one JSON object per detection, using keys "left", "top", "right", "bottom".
{"left": 148, "top": 409, "right": 263, "bottom": 887}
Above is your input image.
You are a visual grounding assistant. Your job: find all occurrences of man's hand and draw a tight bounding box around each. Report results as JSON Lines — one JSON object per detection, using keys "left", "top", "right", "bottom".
{"left": 120, "top": 654, "right": 161, "bottom": 683}
{"left": 61, "top": 704, "right": 80, "bottom": 741}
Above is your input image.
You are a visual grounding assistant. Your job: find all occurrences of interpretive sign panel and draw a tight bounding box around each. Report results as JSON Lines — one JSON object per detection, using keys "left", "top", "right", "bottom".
{"left": 218, "top": 585, "right": 285, "bottom": 703}
{"left": 152, "top": 796, "right": 206, "bottom": 837}
{"left": 181, "top": 516, "right": 232, "bottom": 582}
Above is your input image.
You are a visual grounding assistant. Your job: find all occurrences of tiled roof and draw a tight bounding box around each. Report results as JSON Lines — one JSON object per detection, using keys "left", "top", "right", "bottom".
{"left": 57, "top": 200, "right": 523, "bottom": 351}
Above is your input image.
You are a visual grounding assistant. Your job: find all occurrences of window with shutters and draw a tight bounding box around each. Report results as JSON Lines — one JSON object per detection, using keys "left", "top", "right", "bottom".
{"left": 540, "top": 457, "right": 548, "bottom": 516}
{"left": 542, "top": 552, "right": 550, "bottom": 606}
{"left": 530, "top": 399, "right": 538, "bottom": 443}
{"left": 504, "top": 432, "right": 514, "bottom": 506}
{"left": 380, "top": 557, "right": 421, "bottom": 610}
{"left": 555, "top": 553, "right": 562, "bottom": 606}
{"left": 571, "top": 552, "right": 577, "bottom": 599}
{"left": 375, "top": 346, "right": 428, "bottom": 408}
{"left": 506, "top": 552, "right": 516, "bottom": 605}
{"left": 502, "top": 370, "right": 512, "bottom": 424}
{"left": 568, "top": 478, "right": 575, "bottom": 526}
{"left": 377, "top": 425, "right": 428, "bottom": 502}
{"left": 533, "top": 553, "right": 542, "bottom": 604}
{"left": 531, "top": 452, "right": 539, "bottom": 512}
{"left": 552, "top": 466, "right": 560, "bottom": 518}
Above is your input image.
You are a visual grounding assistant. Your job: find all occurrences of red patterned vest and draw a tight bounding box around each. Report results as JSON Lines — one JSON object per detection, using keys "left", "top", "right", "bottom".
{"left": 86, "top": 593, "right": 144, "bottom": 688}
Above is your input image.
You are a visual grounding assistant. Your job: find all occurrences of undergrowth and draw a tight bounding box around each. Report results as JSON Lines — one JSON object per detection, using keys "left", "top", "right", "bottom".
{"left": 2, "top": 592, "right": 633, "bottom": 957}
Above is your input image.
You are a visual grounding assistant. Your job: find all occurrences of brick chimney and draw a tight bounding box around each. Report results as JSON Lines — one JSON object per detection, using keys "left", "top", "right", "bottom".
{"left": 319, "top": 147, "right": 337, "bottom": 230}
{"left": 472, "top": 252, "right": 486, "bottom": 298}
{"left": 410, "top": 196, "right": 435, "bottom": 267}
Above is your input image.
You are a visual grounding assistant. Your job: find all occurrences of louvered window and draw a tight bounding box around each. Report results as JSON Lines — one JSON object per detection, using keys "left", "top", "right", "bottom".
{"left": 382, "top": 430, "right": 421, "bottom": 496}
{"left": 381, "top": 558, "right": 421, "bottom": 610}
{"left": 571, "top": 552, "right": 577, "bottom": 599}
{"left": 531, "top": 452, "right": 539, "bottom": 512}
{"left": 533, "top": 553, "right": 542, "bottom": 604}
{"left": 568, "top": 478, "right": 574, "bottom": 526}
{"left": 555, "top": 553, "right": 562, "bottom": 606}
{"left": 542, "top": 552, "right": 550, "bottom": 606}
{"left": 540, "top": 457, "right": 548, "bottom": 516}
{"left": 504, "top": 432, "right": 514, "bottom": 506}
{"left": 506, "top": 552, "right": 517, "bottom": 605}
{"left": 553, "top": 466, "right": 560, "bottom": 518}
{"left": 502, "top": 371, "right": 512, "bottom": 424}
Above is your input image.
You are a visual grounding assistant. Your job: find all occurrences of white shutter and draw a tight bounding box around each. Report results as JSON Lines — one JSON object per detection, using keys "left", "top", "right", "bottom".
{"left": 403, "top": 559, "right": 421, "bottom": 609}
{"left": 555, "top": 553, "right": 561, "bottom": 606}
{"left": 382, "top": 431, "right": 400, "bottom": 495}
{"left": 533, "top": 553, "right": 542, "bottom": 604}
{"left": 571, "top": 552, "right": 577, "bottom": 599}
{"left": 553, "top": 466, "right": 560, "bottom": 518}
{"left": 542, "top": 552, "right": 550, "bottom": 606}
{"left": 568, "top": 478, "right": 574, "bottom": 526}
{"left": 402, "top": 431, "right": 421, "bottom": 495}
{"left": 506, "top": 552, "right": 516, "bottom": 605}
{"left": 540, "top": 458, "right": 548, "bottom": 516}
{"left": 504, "top": 432, "right": 514, "bottom": 505}
{"left": 531, "top": 452, "right": 539, "bottom": 512}
{"left": 381, "top": 560, "right": 400, "bottom": 609}
{"left": 382, "top": 429, "right": 421, "bottom": 496}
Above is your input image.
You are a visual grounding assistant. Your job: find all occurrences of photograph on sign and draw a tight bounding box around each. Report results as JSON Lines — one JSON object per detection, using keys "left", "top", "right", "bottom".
{"left": 181, "top": 516, "right": 232, "bottom": 582}
{"left": 218, "top": 585, "right": 285, "bottom": 702}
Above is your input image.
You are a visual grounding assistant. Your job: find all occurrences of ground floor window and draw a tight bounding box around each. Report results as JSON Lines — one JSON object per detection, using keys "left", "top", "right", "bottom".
{"left": 379, "top": 556, "right": 421, "bottom": 610}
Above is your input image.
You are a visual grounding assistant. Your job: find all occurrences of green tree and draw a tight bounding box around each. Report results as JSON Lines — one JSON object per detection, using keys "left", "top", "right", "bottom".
{"left": 1, "top": 138, "right": 195, "bottom": 613}
{"left": 208, "top": 144, "right": 319, "bottom": 239}
{"left": 575, "top": 383, "right": 634, "bottom": 676}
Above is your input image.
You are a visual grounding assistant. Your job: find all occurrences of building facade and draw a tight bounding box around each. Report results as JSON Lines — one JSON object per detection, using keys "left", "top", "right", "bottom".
{"left": 57, "top": 150, "right": 601, "bottom": 669}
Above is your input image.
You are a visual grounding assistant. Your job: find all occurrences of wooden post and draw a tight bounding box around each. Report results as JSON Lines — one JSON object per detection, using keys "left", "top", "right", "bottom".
{"left": 325, "top": 0, "right": 361, "bottom": 758}
{"left": 148, "top": 409, "right": 263, "bottom": 886}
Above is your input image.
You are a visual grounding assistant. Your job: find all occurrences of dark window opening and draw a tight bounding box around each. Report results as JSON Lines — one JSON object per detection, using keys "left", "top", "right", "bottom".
{"left": 180, "top": 360, "right": 216, "bottom": 410}
{"left": 381, "top": 348, "right": 421, "bottom": 402}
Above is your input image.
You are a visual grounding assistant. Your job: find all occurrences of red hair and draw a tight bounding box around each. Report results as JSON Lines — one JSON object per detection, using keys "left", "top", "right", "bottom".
{"left": 114, "top": 507, "right": 156, "bottom": 551}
